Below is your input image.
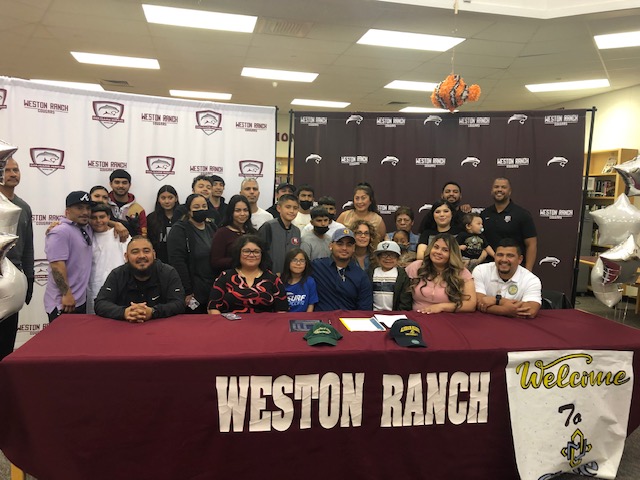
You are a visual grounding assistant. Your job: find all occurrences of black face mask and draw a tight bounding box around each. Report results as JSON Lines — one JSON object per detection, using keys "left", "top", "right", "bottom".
{"left": 313, "top": 225, "right": 329, "bottom": 235}
{"left": 191, "top": 210, "right": 209, "bottom": 223}
{"left": 299, "top": 200, "right": 314, "bottom": 211}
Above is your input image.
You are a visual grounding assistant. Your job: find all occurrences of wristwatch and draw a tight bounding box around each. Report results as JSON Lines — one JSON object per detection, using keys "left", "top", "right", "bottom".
{"left": 495, "top": 294, "right": 502, "bottom": 306}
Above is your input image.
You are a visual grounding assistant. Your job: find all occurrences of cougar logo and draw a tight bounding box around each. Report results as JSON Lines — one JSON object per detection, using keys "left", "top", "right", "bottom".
{"left": 195, "top": 110, "right": 222, "bottom": 135}
{"left": 342, "top": 200, "right": 354, "bottom": 209}
{"left": 381, "top": 156, "right": 399, "bottom": 166}
{"left": 238, "top": 160, "right": 264, "bottom": 178}
{"left": 346, "top": 114, "right": 363, "bottom": 125}
{"left": 0, "top": 88, "right": 6, "bottom": 109}
{"left": 547, "top": 156, "right": 569, "bottom": 167}
{"left": 423, "top": 115, "right": 442, "bottom": 125}
{"left": 539, "top": 256, "right": 560, "bottom": 267}
{"left": 306, "top": 154, "right": 322, "bottom": 164}
{"left": 508, "top": 114, "right": 527, "bottom": 124}
{"left": 29, "top": 148, "right": 65, "bottom": 176}
{"left": 34, "top": 260, "right": 49, "bottom": 287}
{"left": 418, "top": 203, "right": 433, "bottom": 213}
{"left": 145, "top": 156, "right": 175, "bottom": 181}
{"left": 92, "top": 101, "right": 125, "bottom": 129}
{"left": 461, "top": 156, "right": 481, "bottom": 167}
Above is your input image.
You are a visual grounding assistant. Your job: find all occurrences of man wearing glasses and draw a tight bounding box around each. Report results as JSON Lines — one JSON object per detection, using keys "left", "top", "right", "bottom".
{"left": 44, "top": 191, "right": 95, "bottom": 322}
{"left": 311, "top": 228, "right": 372, "bottom": 311}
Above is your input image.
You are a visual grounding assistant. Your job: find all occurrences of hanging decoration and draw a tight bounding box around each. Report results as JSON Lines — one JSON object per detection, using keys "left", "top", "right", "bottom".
{"left": 430, "top": 0, "right": 481, "bottom": 112}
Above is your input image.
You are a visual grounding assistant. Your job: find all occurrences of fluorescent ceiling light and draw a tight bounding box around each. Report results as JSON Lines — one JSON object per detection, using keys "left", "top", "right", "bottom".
{"left": 143, "top": 4, "right": 257, "bottom": 33}
{"left": 357, "top": 29, "right": 464, "bottom": 51}
{"left": 526, "top": 79, "right": 610, "bottom": 93}
{"left": 71, "top": 52, "right": 160, "bottom": 69}
{"left": 399, "top": 107, "right": 455, "bottom": 113}
{"left": 31, "top": 79, "right": 104, "bottom": 91}
{"left": 241, "top": 67, "right": 318, "bottom": 82}
{"left": 594, "top": 30, "right": 640, "bottom": 49}
{"left": 291, "top": 99, "right": 350, "bottom": 109}
{"left": 385, "top": 80, "right": 438, "bottom": 91}
{"left": 170, "top": 90, "right": 232, "bottom": 100}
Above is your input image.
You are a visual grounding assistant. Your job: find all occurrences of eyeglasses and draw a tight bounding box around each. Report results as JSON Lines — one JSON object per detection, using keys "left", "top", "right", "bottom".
{"left": 291, "top": 259, "right": 306, "bottom": 264}
{"left": 79, "top": 227, "right": 92, "bottom": 246}
{"left": 355, "top": 231, "right": 370, "bottom": 237}
{"left": 379, "top": 252, "right": 398, "bottom": 259}
{"left": 241, "top": 249, "right": 262, "bottom": 257}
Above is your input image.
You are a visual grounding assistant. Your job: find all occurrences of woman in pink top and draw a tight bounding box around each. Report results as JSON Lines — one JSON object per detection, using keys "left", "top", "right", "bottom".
{"left": 405, "top": 233, "right": 476, "bottom": 314}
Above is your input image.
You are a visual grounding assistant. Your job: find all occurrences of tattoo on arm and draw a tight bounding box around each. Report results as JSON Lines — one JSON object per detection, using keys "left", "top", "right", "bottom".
{"left": 52, "top": 268, "right": 70, "bottom": 295}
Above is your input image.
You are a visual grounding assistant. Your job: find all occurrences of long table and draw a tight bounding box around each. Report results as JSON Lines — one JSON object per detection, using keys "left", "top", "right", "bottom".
{"left": 2, "top": 310, "right": 640, "bottom": 480}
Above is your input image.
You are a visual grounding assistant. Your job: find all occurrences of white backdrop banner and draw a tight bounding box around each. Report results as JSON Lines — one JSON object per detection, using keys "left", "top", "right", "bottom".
{"left": 506, "top": 350, "right": 634, "bottom": 480}
{"left": 0, "top": 77, "right": 276, "bottom": 348}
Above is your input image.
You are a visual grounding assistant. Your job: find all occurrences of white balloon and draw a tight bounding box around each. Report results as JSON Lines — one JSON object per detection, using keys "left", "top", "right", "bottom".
{"left": 591, "top": 258, "right": 623, "bottom": 308}
{"left": 0, "top": 139, "right": 18, "bottom": 186}
{"left": 613, "top": 156, "right": 640, "bottom": 196}
{"left": 0, "top": 233, "right": 28, "bottom": 320}
{"left": 590, "top": 194, "right": 640, "bottom": 246}
{"left": 600, "top": 235, "right": 640, "bottom": 284}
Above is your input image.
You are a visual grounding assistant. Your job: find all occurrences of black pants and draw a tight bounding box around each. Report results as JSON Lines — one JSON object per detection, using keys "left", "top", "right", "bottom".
{"left": 47, "top": 303, "right": 87, "bottom": 323}
{"left": 0, "top": 312, "right": 19, "bottom": 361}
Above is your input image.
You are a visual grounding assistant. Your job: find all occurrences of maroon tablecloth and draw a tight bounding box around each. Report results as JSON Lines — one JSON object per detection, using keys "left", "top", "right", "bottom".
{"left": 2, "top": 309, "right": 640, "bottom": 480}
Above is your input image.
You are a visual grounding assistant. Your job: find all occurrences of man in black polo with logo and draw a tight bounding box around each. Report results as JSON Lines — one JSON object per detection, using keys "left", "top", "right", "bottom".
{"left": 481, "top": 177, "right": 537, "bottom": 271}
{"left": 94, "top": 236, "right": 185, "bottom": 322}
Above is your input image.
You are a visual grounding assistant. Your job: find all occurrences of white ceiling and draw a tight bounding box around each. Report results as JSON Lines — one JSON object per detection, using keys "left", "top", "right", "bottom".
{"left": 3, "top": 0, "right": 640, "bottom": 112}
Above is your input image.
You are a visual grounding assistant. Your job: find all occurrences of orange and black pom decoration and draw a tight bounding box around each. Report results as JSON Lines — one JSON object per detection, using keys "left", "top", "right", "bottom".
{"left": 431, "top": 74, "right": 481, "bottom": 112}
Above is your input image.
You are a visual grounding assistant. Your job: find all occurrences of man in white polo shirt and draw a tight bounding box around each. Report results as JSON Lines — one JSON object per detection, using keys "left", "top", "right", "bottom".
{"left": 473, "top": 238, "right": 542, "bottom": 318}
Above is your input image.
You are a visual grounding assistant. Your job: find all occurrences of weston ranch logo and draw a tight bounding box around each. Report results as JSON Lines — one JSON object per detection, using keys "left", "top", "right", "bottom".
{"left": 0, "top": 88, "right": 7, "bottom": 110}
{"left": 459, "top": 116, "right": 490, "bottom": 127}
{"left": 33, "top": 259, "right": 49, "bottom": 286}
{"left": 92, "top": 101, "right": 125, "bottom": 128}
{"left": 497, "top": 157, "right": 530, "bottom": 169}
{"left": 341, "top": 156, "right": 368, "bottom": 166}
{"left": 238, "top": 160, "right": 264, "bottom": 178}
{"left": 146, "top": 156, "right": 176, "bottom": 181}
{"left": 545, "top": 114, "right": 579, "bottom": 126}
{"left": 88, "top": 160, "right": 128, "bottom": 172}
{"left": 300, "top": 116, "right": 327, "bottom": 126}
{"left": 376, "top": 116, "right": 405, "bottom": 127}
{"left": 236, "top": 121, "right": 267, "bottom": 132}
{"left": 416, "top": 157, "right": 446, "bottom": 168}
{"left": 33, "top": 213, "right": 63, "bottom": 227}
{"left": 29, "top": 148, "right": 65, "bottom": 175}
{"left": 23, "top": 99, "right": 69, "bottom": 115}
{"left": 540, "top": 209, "right": 573, "bottom": 220}
{"left": 190, "top": 165, "right": 224, "bottom": 174}
{"left": 141, "top": 112, "right": 178, "bottom": 126}
{"left": 195, "top": 110, "right": 222, "bottom": 135}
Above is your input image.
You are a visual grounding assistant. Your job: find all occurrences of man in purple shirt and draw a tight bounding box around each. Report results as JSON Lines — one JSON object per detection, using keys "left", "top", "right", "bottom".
{"left": 44, "top": 191, "right": 94, "bottom": 322}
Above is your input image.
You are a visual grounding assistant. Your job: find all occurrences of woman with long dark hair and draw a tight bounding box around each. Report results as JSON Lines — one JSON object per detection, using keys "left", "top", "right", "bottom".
{"left": 416, "top": 200, "right": 459, "bottom": 260}
{"left": 336, "top": 183, "right": 386, "bottom": 239}
{"left": 209, "top": 194, "right": 257, "bottom": 278}
{"left": 207, "top": 235, "right": 288, "bottom": 314}
{"left": 167, "top": 193, "right": 217, "bottom": 313}
{"left": 146, "top": 185, "right": 178, "bottom": 264}
{"left": 405, "top": 233, "right": 476, "bottom": 314}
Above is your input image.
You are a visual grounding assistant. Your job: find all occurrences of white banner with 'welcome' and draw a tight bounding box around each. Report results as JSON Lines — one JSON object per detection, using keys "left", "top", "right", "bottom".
{"left": 506, "top": 350, "right": 633, "bottom": 480}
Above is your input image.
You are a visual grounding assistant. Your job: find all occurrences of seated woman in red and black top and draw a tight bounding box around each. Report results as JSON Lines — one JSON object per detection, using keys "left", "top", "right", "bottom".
{"left": 207, "top": 235, "right": 288, "bottom": 314}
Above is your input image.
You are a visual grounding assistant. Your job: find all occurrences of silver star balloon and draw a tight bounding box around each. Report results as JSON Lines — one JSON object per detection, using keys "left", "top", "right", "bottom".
{"left": 0, "top": 232, "right": 28, "bottom": 319}
{"left": 590, "top": 194, "right": 640, "bottom": 246}
{"left": 590, "top": 257, "right": 623, "bottom": 308}
{"left": 614, "top": 156, "right": 640, "bottom": 196}
{"left": 600, "top": 234, "right": 640, "bottom": 284}
{"left": 0, "top": 139, "right": 18, "bottom": 186}
{"left": 0, "top": 192, "right": 21, "bottom": 236}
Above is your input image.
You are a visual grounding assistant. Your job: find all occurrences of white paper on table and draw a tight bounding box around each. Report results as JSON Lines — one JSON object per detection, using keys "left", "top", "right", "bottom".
{"left": 373, "top": 314, "right": 408, "bottom": 328}
{"left": 339, "top": 317, "right": 385, "bottom": 331}
{"left": 506, "top": 350, "right": 634, "bottom": 480}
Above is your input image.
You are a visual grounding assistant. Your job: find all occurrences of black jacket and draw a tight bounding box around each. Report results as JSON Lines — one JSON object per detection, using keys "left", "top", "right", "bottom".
{"left": 94, "top": 260, "right": 185, "bottom": 320}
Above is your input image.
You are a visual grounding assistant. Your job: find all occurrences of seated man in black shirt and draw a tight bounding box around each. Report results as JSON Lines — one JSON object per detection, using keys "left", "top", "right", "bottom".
{"left": 95, "top": 236, "right": 185, "bottom": 322}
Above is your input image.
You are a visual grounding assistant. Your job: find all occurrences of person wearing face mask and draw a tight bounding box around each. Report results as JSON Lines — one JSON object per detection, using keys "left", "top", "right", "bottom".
{"left": 167, "top": 194, "right": 217, "bottom": 313}
{"left": 456, "top": 213, "right": 495, "bottom": 271}
{"left": 292, "top": 184, "right": 315, "bottom": 230}
{"left": 301, "top": 206, "right": 332, "bottom": 260}
{"left": 302, "top": 196, "right": 346, "bottom": 238}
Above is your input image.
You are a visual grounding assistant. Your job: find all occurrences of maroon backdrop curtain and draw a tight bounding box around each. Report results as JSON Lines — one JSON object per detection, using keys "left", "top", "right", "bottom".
{"left": 293, "top": 110, "right": 587, "bottom": 296}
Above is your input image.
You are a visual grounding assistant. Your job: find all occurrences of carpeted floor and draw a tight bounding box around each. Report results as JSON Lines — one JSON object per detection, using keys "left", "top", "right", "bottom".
{"left": 2, "top": 294, "right": 640, "bottom": 480}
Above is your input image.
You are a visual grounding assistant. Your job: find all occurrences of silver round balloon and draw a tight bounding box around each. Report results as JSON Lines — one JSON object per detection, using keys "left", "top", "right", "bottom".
{"left": 613, "top": 156, "right": 640, "bottom": 196}
{"left": 590, "top": 194, "right": 640, "bottom": 246}
{"left": 0, "top": 139, "right": 18, "bottom": 186}
{"left": 600, "top": 235, "right": 640, "bottom": 284}
{"left": 0, "top": 233, "right": 28, "bottom": 320}
{"left": 590, "top": 257, "right": 623, "bottom": 308}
